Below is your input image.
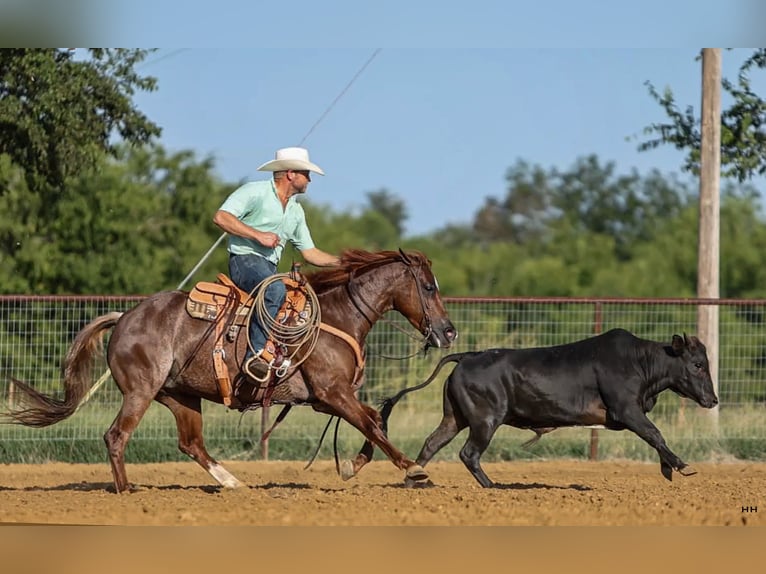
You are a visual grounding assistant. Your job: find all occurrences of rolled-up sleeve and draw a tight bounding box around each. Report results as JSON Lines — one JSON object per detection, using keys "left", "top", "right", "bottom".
{"left": 218, "top": 182, "right": 259, "bottom": 218}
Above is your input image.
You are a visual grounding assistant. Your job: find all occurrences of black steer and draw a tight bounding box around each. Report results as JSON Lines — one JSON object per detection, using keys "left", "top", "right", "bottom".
{"left": 381, "top": 329, "right": 718, "bottom": 487}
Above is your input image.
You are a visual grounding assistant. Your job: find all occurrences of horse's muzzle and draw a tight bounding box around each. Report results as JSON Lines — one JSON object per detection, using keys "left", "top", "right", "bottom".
{"left": 427, "top": 321, "right": 458, "bottom": 348}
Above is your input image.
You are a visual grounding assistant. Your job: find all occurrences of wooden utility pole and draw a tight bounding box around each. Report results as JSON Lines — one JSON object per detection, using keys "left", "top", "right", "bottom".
{"left": 697, "top": 48, "right": 721, "bottom": 427}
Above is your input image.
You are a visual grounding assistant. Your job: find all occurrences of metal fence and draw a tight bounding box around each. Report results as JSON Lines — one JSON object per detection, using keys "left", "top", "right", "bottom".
{"left": 1, "top": 295, "right": 765, "bottom": 461}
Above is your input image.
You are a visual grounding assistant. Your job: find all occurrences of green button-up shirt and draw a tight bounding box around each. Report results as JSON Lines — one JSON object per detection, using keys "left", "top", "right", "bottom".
{"left": 219, "top": 179, "right": 315, "bottom": 265}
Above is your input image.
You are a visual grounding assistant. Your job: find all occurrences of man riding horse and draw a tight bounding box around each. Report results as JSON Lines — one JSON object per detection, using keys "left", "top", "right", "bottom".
{"left": 212, "top": 147, "right": 339, "bottom": 383}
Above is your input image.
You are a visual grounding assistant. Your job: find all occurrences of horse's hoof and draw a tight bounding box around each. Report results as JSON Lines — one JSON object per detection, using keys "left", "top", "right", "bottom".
{"left": 405, "top": 464, "right": 428, "bottom": 482}
{"left": 404, "top": 477, "right": 434, "bottom": 489}
{"left": 340, "top": 459, "right": 356, "bottom": 481}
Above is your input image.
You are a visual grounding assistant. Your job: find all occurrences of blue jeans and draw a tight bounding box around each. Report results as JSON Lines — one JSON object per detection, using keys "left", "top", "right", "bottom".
{"left": 229, "top": 254, "right": 286, "bottom": 360}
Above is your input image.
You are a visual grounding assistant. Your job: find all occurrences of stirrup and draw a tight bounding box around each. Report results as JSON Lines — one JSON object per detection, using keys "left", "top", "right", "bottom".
{"left": 244, "top": 356, "right": 271, "bottom": 383}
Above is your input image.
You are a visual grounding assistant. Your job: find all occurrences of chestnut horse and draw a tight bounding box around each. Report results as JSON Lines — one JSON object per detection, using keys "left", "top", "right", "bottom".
{"left": 4, "top": 249, "right": 457, "bottom": 493}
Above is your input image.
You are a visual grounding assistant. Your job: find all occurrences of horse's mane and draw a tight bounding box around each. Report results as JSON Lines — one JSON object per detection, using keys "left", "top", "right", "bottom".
{"left": 306, "top": 249, "right": 431, "bottom": 293}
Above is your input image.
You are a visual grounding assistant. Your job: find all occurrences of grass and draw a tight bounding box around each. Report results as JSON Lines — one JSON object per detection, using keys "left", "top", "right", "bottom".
{"left": 1, "top": 399, "right": 764, "bottom": 464}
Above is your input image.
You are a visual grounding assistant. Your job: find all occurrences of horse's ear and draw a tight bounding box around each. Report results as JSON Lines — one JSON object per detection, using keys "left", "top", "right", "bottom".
{"left": 398, "top": 248, "right": 412, "bottom": 265}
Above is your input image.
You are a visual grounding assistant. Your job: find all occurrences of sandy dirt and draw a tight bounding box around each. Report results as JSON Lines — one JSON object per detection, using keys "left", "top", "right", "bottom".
{"left": 0, "top": 459, "right": 763, "bottom": 526}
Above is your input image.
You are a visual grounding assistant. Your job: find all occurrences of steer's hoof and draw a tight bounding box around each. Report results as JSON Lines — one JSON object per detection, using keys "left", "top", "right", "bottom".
{"left": 678, "top": 465, "right": 697, "bottom": 477}
{"left": 405, "top": 464, "right": 428, "bottom": 482}
{"left": 340, "top": 459, "right": 356, "bottom": 481}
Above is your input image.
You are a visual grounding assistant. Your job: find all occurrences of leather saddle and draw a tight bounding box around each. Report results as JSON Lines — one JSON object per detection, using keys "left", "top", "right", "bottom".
{"left": 187, "top": 273, "right": 310, "bottom": 336}
{"left": 185, "top": 272, "right": 312, "bottom": 406}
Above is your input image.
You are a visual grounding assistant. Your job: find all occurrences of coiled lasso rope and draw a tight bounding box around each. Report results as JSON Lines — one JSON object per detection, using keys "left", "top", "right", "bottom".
{"left": 245, "top": 274, "right": 322, "bottom": 377}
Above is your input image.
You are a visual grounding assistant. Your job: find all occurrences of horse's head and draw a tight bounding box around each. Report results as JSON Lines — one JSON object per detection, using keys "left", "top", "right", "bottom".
{"left": 391, "top": 249, "right": 458, "bottom": 349}
{"left": 308, "top": 248, "right": 458, "bottom": 348}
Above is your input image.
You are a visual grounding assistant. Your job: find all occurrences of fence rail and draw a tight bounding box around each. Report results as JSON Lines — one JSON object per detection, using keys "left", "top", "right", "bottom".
{"left": 1, "top": 295, "right": 765, "bottom": 463}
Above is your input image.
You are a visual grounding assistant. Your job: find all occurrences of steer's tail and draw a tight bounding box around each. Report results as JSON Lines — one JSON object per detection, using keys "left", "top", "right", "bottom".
{"left": 379, "top": 351, "right": 481, "bottom": 426}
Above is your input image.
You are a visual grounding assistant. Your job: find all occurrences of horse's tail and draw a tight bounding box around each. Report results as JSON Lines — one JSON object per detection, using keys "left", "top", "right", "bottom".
{"left": 379, "top": 351, "right": 480, "bottom": 428}
{"left": 3, "top": 312, "right": 124, "bottom": 428}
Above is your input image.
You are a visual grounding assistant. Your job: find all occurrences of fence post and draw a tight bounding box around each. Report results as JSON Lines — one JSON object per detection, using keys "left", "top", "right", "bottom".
{"left": 696, "top": 48, "right": 721, "bottom": 432}
{"left": 7, "top": 379, "right": 15, "bottom": 410}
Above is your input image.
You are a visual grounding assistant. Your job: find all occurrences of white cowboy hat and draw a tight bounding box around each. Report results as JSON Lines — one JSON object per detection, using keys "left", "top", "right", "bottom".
{"left": 257, "top": 147, "right": 325, "bottom": 175}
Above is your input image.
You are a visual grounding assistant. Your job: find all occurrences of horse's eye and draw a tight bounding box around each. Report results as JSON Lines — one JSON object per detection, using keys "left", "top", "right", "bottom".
{"left": 694, "top": 362, "right": 703, "bottom": 369}
{"left": 424, "top": 283, "right": 435, "bottom": 292}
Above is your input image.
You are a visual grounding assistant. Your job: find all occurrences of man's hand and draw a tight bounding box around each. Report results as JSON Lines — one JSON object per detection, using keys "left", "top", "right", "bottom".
{"left": 257, "top": 231, "right": 281, "bottom": 249}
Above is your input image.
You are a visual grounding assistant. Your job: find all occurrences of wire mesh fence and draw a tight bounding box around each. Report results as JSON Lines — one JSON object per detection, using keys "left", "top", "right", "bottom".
{"left": 1, "top": 295, "right": 765, "bottom": 463}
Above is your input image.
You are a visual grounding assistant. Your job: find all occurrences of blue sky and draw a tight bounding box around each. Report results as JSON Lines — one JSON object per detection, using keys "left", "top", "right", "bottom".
{"left": 108, "top": 1, "right": 760, "bottom": 47}
{"left": 130, "top": 47, "right": 765, "bottom": 236}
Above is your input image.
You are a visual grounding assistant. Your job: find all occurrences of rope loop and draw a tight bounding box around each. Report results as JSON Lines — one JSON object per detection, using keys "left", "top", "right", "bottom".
{"left": 246, "top": 274, "right": 322, "bottom": 373}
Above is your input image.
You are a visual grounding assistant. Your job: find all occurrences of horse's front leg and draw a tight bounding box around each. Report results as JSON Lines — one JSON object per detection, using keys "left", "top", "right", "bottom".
{"left": 314, "top": 393, "right": 427, "bottom": 482}
{"left": 343, "top": 384, "right": 406, "bottom": 479}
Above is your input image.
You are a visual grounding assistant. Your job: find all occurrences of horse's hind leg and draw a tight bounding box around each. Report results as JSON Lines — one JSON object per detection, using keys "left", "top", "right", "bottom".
{"left": 155, "top": 392, "right": 244, "bottom": 489}
{"left": 104, "top": 393, "right": 155, "bottom": 493}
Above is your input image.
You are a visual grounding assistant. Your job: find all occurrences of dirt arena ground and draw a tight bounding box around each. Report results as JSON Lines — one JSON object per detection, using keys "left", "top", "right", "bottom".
{"left": 0, "top": 459, "right": 763, "bottom": 526}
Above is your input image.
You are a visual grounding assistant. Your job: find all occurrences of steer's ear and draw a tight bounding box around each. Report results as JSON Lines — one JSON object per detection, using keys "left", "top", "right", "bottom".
{"left": 671, "top": 334, "right": 685, "bottom": 355}
{"left": 684, "top": 333, "right": 699, "bottom": 351}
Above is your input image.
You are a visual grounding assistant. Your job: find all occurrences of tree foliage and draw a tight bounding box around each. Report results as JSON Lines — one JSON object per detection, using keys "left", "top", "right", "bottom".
{"left": 0, "top": 49, "right": 162, "bottom": 293}
{"left": 413, "top": 156, "right": 766, "bottom": 299}
{"left": 472, "top": 155, "right": 692, "bottom": 260}
{"left": 364, "top": 189, "right": 408, "bottom": 237}
{"left": 0, "top": 49, "right": 160, "bottom": 194}
{"left": 638, "top": 49, "right": 766, "bottom": 182}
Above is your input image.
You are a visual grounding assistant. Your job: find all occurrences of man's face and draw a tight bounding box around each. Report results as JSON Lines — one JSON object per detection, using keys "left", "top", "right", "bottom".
{"left": 290, "top": 170, "right": 311, "bottom": 193}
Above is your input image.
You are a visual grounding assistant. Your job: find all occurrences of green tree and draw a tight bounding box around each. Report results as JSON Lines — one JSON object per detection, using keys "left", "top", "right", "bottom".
{"left": 364, "top": 189, "right": 407, "bottom": 237}
{"left": 0, "top": 49, "right": 160, "bottom": 195}
{"left": 472, "top": 155, "right": 691, "bottom": 261}
{"left": 473, "top": 159, "right": 553, "bottom": 245}
{"left": 1, "top": 143, "right": 234, "bottom": 295}
{"left": 0, "top": 49, "right": 162, "bottom": 294}
{"left": 718, "top": 186, "right": 766, "bottom": 298}
{"left": 552, "top": 157, "right": 691, "bottom": 258}
{"left": 638, "top": 49, "right": 766, "bottom": 182}
{"left": 48, "top": 145, "right": 232, "bottom": 294}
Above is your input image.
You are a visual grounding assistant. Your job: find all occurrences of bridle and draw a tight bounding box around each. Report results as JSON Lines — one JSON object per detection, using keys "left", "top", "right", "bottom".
{"left": 345, "top": 254, "right": 436, "bottom": 355}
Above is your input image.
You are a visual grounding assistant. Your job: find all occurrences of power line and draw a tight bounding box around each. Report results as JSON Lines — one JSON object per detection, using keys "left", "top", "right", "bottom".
{"left": 299, "top": 48, "right": 382, "bottom": 146}
{"left": 139, "top": 48, "right": 190, "bottom": 69}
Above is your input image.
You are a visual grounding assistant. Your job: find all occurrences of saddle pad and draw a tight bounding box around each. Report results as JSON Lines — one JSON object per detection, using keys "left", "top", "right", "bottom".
{"left": 186, "top": 282, "right": 244, "bottom": 321}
